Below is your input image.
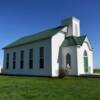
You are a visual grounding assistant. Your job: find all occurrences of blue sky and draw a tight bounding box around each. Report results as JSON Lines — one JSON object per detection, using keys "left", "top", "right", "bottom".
{"left": 0, "top": 0, "right": 100, "bottom": 68}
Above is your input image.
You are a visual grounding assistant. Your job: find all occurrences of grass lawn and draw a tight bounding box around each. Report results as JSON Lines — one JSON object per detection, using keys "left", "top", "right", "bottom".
{"left": 0, "top": 76, "right": 100, "bottom": 100}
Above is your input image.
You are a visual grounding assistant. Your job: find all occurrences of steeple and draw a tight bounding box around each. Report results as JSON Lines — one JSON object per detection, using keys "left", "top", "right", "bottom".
{"left": 61, "top": 17, "right": 80, "bottom": 37}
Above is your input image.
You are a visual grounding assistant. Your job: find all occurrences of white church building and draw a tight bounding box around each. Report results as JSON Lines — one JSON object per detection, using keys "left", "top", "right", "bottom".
{"left": 3, "top": 17, "right": 93, "bottom": 77}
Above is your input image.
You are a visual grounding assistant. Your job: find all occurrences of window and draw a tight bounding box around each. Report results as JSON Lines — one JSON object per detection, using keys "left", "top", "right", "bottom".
{"left": 84, "top": 50, "right": 87, "bottom": 57}
{"left": 29, "top": 49, "right": 33, "bottom": 69}
{"left": 66, "top": 53, "right": 71, "bottom": 68}
{"left": 6, "top": 53, "right": 9, "bottom": 69}
{"left": 20, "top": 50, "right": 24, "bottom": 69}
{"left": 39, "top": 47, "right": 44, "bottom": 68}
{"left": 13, "top": 52, "right": 16, "bottom": 69}
{"left": 83, "top": 50, "right": 88, "bottom": 72}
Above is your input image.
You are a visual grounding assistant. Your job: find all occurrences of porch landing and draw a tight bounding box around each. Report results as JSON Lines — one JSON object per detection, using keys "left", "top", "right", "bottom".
{"left": 80, "top": 73, "right": 100, "bottom": 78}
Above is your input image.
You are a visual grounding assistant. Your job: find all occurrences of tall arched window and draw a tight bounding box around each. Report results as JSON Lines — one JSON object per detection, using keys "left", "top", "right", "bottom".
{"left": 83, "top": 50, "right": 88, "bottom": 72}
{"left": 66, "top": 53, "right": 71, "bottom": 68}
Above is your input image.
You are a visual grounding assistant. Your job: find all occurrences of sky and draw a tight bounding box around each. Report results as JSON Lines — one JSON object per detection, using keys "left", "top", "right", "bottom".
{"left": 0, "top": 0, "right": 100, "bottom": 68}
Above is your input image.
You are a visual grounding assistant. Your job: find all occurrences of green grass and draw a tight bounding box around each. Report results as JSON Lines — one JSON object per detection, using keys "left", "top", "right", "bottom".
{"left": 0, "top": 76, "right": 100, "bottom": 100}
{"left": 94, "top": 69, "right": 100, "bottom": 73}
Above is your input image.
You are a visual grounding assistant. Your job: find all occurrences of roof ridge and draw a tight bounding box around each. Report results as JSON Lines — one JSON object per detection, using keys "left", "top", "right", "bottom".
{"left": 3, "top": 26, "right": 64, "bottom": 49}
{"left": 20, "top": 26, "right": 62, "bottom": 39}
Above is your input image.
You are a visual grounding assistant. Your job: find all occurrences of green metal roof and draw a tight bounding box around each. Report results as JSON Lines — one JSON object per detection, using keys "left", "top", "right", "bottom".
{"left": 3, "top": 26, "right": 64, "bottom": 49}
{"left": 61, "top": 35, "right": 86, "bottom": 47}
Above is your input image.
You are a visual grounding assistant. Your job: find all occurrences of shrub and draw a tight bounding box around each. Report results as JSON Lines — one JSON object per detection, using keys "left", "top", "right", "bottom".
{"left": 1, "top": 68, "right": 4, "bottom": 73}
{"left": 59, "top": 68, "right": 67, "bottom": 78}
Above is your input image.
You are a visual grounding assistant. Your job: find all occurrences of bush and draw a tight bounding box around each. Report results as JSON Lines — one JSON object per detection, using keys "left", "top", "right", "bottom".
{"left": 59, "top": 68, "right": 67, "bottom": 78}
{"left": 1, "top": 68, "right": 4, "bottom": 73}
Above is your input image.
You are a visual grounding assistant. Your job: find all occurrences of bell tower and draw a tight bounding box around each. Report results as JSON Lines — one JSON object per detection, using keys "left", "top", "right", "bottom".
{"left": 61, "top": 17, "right": 80, "bottom": 37}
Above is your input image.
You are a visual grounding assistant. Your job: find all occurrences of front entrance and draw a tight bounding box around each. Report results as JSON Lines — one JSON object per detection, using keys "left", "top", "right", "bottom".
{"left": 84, "top": 51, "right": 88, "bottom": 73}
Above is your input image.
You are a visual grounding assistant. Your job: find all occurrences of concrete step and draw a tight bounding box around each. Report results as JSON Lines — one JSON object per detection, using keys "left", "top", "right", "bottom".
{"left": 80, "top": 73, "right": 100, "bottom": 78}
